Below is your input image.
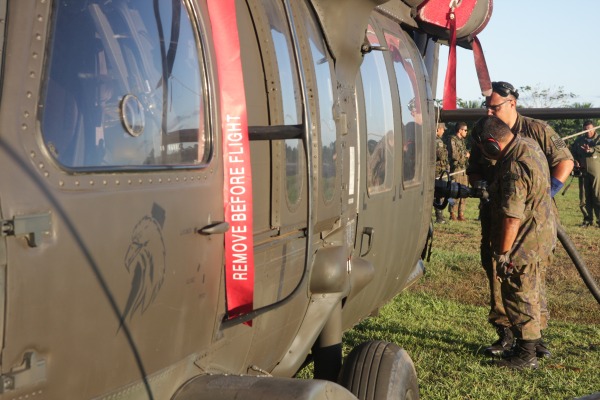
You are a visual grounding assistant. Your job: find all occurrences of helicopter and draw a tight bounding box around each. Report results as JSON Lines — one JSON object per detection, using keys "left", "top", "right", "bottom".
{"left": 0, "top": 0, "right": 494, "bottom": 398}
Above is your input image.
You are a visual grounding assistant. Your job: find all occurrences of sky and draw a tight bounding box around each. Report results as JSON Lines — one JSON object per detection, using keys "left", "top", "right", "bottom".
{"left": 436, "top": 0, "right": 600, "bottom": 107}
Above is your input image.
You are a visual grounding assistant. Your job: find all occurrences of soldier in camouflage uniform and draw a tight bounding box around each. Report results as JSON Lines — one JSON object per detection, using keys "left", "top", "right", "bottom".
{"left": 571, "top": 134, "right": 589, "bottom": 225}
{"left": 472, "top": 116, "right": 555, "bottom": 370}
{"left": 448, "top": 122, "right": 470, "bottom": 220}
{"left": 571, "top": 120, "right": 600, "bottom": 227}
{"left": 467, "top": 82, "right": 573, "bottom": 359}
{"left": 435, "top": 123, "right": 449, "bottom": 223}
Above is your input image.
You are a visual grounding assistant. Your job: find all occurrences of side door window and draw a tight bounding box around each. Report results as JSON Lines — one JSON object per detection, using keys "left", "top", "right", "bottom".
{"left": 263, "top": 1, "right": 306, "bottom": 219}
{"left": 265, "top": 1, "right": 305, "bottom": 210}
{"left": 297, "top": 0, "right": 337, "bottom": 205}
{"left": 360, "top": 25, "right": 395, "bottom": 195}
{"left": 384, "top": 30, "right": 423, "bottom": 186}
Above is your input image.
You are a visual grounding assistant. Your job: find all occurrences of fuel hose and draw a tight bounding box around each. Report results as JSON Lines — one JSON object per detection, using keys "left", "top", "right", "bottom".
{"left": 557, "top": 224, "right": 600, "bottom": 305}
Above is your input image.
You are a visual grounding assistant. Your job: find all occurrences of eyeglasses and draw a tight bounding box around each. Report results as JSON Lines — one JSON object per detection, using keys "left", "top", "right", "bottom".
{"left": 492, "top": 81, "right": 519, "bottom": 99}
{"left": 485, "top": 99, "right": 511, "bottom": 112}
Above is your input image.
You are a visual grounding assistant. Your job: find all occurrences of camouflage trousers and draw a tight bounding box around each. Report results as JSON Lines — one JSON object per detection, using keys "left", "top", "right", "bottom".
{"left": 578, "top": 177, "right": 589, "bottom": 221}
{"left": 479, "top": 203, "right": 549, "bottom": 331}
{"left": 496, "top": 260, "right": 548, "bottom": 340}
{"left": 582, "top": 172, "right": 600, "bottom": 223}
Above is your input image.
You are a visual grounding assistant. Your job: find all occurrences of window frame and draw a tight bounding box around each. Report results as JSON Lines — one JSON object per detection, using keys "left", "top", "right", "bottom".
{"left": 37, "top": 0, "right": 213, "bottom": 173}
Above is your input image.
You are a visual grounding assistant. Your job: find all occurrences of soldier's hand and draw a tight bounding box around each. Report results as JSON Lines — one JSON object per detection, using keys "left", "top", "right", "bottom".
{"left": 493, "top": 252, "right": 513, "bottom": 281}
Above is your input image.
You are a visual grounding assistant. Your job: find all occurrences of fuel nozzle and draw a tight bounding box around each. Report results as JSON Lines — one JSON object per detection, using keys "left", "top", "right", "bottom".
{"left": 433, "top": 178, "right": 488, "bottom": 210}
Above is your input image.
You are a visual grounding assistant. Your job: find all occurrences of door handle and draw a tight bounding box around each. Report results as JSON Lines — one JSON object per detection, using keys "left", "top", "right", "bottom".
{"left": 360, "top": 227, "right": 375, "bottom": 257}
{"left": 197, "top": 221, "right": 230, "bottom": 235}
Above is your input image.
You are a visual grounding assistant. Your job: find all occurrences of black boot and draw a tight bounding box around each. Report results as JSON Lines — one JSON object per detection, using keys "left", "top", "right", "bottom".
{"left": 536, "top": 339, "right": 551, "bottom": 359}
{"left": 435, "top": 209, "right": 446, "bottom": 224}
{"left": 495, "top": 339, "right": 539, "bottom": 370}
{"left": 503, "top": 340, "right": 551, "bottom": 359}
{"left": 484, "top": 326, "right": 514, "bottom": 357}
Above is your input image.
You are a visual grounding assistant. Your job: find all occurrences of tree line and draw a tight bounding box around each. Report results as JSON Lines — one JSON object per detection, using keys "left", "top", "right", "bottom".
{"left": 443, "top": 84, "right": 597, "bottom": 147}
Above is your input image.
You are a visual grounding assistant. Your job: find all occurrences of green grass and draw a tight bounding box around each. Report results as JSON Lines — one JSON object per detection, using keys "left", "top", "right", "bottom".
{"left": 344, "top": 291, "right": 599, "bottom": 399}
{"left": 307, "top": 184, "right": 600, "bottom": 399}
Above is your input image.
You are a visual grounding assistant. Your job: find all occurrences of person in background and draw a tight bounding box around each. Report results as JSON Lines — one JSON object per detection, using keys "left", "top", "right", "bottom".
{"left": 448, "top": 121, "right": 470, "bottom": 221}
{"left": 467, "top": 81, "right": 573, "bottom": 359}
{"left": 570, "top": 137, "right": 588, "bottom": 226}
{"left": 571, "top": 120, "right": 600, "bottom": 227}
{"left": 435, "top": 122, "right": 449, "bottom": 223}
{"left": 471, "top": 116, "right": 555, "bottom": 370}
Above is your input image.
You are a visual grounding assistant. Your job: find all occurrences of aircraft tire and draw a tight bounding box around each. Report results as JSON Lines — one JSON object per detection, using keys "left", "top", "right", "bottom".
{"left": 338, "top": 340, "right": 419, "bottom": 400}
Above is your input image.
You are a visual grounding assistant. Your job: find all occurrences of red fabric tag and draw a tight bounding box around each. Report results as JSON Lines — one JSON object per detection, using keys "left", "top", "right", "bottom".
{"left": 207, "top": 0, "right": 255, "bottom": 324}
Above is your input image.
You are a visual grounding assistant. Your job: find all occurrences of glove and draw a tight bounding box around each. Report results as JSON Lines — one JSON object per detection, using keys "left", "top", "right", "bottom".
{"left": 493, "top": 252, "right": 513, "bottom": 281}
{"left": 550, "top": 176, "right": 563, "bottom": 198}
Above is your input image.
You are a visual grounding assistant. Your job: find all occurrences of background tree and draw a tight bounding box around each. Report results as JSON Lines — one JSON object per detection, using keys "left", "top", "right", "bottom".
{"left": 517, "top": 84, "right": 575, "bottom": 108}
{"left": 457, "top": 98, "right": 484, "bottom": 109}
{"left": 548, "top": 102, "right": 596, "bottom": 140}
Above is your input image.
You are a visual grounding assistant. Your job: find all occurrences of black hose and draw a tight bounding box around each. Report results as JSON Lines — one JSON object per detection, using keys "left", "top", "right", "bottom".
{"left": 557, "top": 224, "right": 600, "bottom": 305}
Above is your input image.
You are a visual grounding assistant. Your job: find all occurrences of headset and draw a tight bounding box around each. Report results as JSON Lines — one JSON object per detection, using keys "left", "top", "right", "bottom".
{"left": 473, "top": 127, "right": 502, "bottom": 157}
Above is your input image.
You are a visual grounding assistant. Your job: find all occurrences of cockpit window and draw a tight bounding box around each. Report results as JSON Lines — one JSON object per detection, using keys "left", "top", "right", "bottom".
{"left": 40, "top": 0, "right": 210, "bottom": 169}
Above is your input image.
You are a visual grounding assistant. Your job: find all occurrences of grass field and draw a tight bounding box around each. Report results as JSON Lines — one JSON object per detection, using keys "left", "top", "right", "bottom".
{"left": 343, "top": 182, "right": 600, "bottom": 399}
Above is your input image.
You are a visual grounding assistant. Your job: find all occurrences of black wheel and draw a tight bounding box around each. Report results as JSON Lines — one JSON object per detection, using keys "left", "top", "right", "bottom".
{"left": 338, "top": 341, "right": 419, "bottom": 400}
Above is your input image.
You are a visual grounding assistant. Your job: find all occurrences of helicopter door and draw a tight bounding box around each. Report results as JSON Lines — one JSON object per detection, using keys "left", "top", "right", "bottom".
{"left": 351, "top": 21, "right": 399, "bottom": 316}
{"left": 381, "top": 21, "right": 432, "bottom": 298}
{"left": 351, "top": 17, "right": 430, "bottom": 315}
{"left": 0, "top": 1, "right": 223, "bottom": 397}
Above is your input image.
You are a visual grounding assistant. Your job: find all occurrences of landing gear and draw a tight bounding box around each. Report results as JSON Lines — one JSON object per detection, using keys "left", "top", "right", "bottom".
{"left": 338, "top": 341, "right": 419, "bottom": 400}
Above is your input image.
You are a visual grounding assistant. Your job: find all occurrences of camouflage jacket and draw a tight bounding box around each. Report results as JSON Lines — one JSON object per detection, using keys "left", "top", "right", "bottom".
{"left": 468, "top": 113, "right": 573, "bottom": 182}
{"left": 448, "top": 135, "right": 468, "bottom": 172}
{"left": 489, "top": 135, "right": 556, "bottom": 265}
{"left": 571, "top": 133, "right": 600, "bottom": 174}
{"left": 435, "top": 136, "right": 449, "bottom": 176}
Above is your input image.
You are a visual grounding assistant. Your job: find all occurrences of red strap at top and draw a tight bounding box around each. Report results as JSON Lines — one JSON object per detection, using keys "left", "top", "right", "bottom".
{"left": 207, "top": 0, "right": 255, "bottom": 324}
{"left": 442, "top": 10, "right": 457, "bottom": 110}
{"left": 472, "top": 36, "right": 492, "bottom": 97}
